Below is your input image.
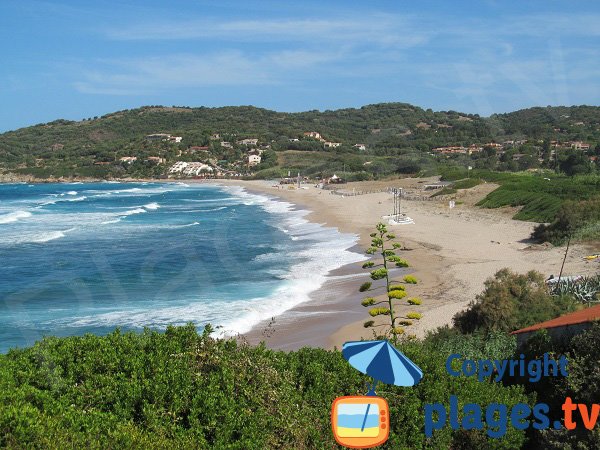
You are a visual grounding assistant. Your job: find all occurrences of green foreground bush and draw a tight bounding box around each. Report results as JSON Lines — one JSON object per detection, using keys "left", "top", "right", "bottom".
{"left": 0, "top": 325, "right": 528, "bottom": 449}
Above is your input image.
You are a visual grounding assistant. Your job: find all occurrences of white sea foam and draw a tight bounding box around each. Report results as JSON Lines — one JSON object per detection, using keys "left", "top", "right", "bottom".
{"left": 66, "top": 191, "right": 78, "bottom": 196}
{"left": 23, "top": 183, "right": 366, "bottom": 338}
{"left": 16, "top": 227, "right": 76, "bottom": 244}
{"left": 0, "top": 210, "right": 32, "bottom": 224}
{"left": 122, "top": 208, "right": 146, "bottom": 216}
{"left": 143, "top": 202, "right": 160, "bottom": 210}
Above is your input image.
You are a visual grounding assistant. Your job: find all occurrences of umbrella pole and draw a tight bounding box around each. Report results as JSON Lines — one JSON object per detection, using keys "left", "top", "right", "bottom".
{"left": 366, "top": 379, "right": 378, "bottom": 396}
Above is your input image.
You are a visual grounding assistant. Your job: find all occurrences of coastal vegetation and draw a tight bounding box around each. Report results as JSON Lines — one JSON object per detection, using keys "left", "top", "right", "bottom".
{"left": 1, "top": 268, "right": 599, "bottom": 447}
{"left": 360, "top": 223, "right": 423, "bottom": 338}
{"left": 0, "top": 324, "right": 528, "bottom": 449}
{"left": 433, "top": 269, "right": 600, "bottom": 447}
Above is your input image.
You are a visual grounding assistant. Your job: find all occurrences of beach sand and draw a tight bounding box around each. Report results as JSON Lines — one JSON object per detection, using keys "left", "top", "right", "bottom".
{"left": 210, "top": 178, "right": 599, "bottom": 350}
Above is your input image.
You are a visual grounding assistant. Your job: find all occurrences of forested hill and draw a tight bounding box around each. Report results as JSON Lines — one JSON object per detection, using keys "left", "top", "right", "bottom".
{"left": 0, "top": 103, "right": 599, "bottom": 179}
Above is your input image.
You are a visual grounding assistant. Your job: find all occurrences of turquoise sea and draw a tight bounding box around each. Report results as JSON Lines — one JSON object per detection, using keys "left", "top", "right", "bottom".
{"left": 0, "top": 182, "right": 363, "bottom": 353}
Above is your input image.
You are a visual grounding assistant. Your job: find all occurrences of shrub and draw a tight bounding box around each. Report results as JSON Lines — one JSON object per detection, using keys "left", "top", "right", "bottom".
{"left": 453, "top": 269, "right": 578, "bottom": 334}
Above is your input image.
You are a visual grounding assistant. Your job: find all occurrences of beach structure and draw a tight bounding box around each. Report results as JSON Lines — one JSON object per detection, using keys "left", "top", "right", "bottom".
{"left": 511, "top": 304, "right": 600, "bottom": 346}
{"left": 383, "top": 188, "right": 414, "bottom": 225}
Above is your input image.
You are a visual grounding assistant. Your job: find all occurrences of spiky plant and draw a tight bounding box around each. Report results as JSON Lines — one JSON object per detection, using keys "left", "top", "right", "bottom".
{"left": 359, "top": 222, "right": 423, "bottom": 341}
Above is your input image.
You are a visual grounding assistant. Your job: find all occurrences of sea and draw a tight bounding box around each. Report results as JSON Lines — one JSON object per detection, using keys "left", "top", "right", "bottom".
{"left": 0, "top": 182, "right": 365, "bottom": 353}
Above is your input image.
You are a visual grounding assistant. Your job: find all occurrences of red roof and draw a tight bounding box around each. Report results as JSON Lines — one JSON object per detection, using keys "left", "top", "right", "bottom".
{"left": 512, "top": 304, "right": 600, "bottom": 335}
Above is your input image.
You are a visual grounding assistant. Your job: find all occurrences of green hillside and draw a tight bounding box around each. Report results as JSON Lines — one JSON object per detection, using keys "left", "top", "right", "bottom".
{"left": 1, "top": 103, "right": 599, "bottom": 180}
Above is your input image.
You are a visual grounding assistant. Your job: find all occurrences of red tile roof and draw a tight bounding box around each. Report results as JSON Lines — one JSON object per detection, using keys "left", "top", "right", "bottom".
{"left": 511, "top": 304, "right": 600, "bottom": 335}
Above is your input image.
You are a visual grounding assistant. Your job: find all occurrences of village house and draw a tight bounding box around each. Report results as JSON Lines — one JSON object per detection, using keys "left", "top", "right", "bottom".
{"left": 146, "top": 157, "right": 165, "bottom": 164}
{"left": 303, "top": 131, "right": 323, "bottom": 141}
{"left": 220, "top": 141, "right": 233, "bottom": 149}
{"left": 119, "top": 156, "right": 137, "bottom": 164}
{"left": 247, "top": 154, "right": 262, "bottom": 167}
{"left": 571, "top": 141, "right": 591, "bottom": 150}
{"left": 324, "top": 141, "right": 341, "bottom": 149}
{"left": 512, "top": 304, "right": 600, "bottom": 347}
{"left": 237, "top": 138, "right": 259, "bottom": 146}
{"left": 145, "top": 134, "right": 182, "bottom": 143}
{"left": 354, "top": 144, "right": 366, "bottom": 151}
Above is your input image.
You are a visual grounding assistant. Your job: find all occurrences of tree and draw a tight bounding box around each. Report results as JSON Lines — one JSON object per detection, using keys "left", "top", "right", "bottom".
{"left": 359, "top": 223, "right": 422, "bottom": 340}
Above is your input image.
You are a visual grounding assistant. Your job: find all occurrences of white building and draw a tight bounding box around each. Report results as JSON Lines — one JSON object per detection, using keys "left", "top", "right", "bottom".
{"left": 354, "top": 144, "right": 366, "bottom": 151}
{"left": 324, "top": 141, "right": 341, "bottom": 148}
{"left": 237, "top": 138, "right": 259, "bottom": 146}
{"left": 248, "top": 154, "right": 262, "bottom": 166}
{"left": 119, "top": 156, "right": 137, "bottom": 164}
{"left": 220, "top": 141, "right": 233, "bottom": 149}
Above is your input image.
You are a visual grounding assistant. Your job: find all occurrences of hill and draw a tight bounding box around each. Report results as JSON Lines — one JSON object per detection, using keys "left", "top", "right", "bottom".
{"left": 1, "top": 103, "right": 599, "bottom": 180}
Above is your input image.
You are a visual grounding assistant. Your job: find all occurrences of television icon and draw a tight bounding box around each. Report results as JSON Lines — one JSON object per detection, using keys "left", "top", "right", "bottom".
{"left": 331, "top": 396, "right": 389, "bottom": 448}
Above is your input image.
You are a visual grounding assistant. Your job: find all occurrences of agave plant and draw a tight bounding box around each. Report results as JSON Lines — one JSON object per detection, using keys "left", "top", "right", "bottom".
{"left": 550, "top": 275, "right": 600, "bottom": 305}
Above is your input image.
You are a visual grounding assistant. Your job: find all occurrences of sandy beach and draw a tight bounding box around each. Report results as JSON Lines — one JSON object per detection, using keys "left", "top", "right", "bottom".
{"left": 202, "top": 178, "right": 599, "bottom": 350}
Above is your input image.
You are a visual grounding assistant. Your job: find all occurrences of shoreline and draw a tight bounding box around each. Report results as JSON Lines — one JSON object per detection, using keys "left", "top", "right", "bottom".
{"left": 210, "top": 179, "right": 600, "bottom": 350}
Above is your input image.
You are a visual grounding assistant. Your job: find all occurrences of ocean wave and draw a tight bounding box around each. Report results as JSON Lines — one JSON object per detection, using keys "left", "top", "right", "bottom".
{"left": 122, "top": 208, "right": 147, "bottom": 216}
{"left": 0, "top": 210, "right": 32, "bottom": 224}
{"left": 17, "top": 227, "right": 76, "bottom": 244}
{"left": 143, "top": 202, "right": 160, "bottom": 210}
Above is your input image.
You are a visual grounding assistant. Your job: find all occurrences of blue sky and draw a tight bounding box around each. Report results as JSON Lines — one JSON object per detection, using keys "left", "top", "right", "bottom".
{"left": 1, "top": 0, "right": 599, "bottom": 132}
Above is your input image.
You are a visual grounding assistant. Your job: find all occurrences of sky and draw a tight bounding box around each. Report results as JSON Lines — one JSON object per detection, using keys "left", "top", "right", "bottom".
{"left": 1, "top": 0, "right": 599, "bottom": 132}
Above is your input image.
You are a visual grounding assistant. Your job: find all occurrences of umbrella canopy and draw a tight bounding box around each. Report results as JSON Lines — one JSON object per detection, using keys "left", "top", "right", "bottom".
{"left": 342, "top": 340, "right": 423, "bottom": 387}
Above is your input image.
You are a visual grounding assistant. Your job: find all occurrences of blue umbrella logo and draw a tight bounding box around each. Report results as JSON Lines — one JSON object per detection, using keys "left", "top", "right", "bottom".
{"left": 343, "top": 340, "right": 423, "bottom": 391}
{"left": 331, "top": 340, "right": 423, "bottom": 448}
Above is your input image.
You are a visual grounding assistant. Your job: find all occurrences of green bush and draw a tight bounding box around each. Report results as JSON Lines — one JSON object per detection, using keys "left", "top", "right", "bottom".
{"left": 453, "top": 269, "right": 579, "bottom": 334}
{"left": 0, "top": 325, "right": 529, "bottom": 448}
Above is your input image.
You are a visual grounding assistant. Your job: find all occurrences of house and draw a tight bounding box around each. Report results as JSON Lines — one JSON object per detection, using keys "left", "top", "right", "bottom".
{"left": 289, "top": 138, "right": 299, "bottom": 142}
{"left": 145, "top": 134, "right": 182, "bottom": 143}
{"left": 512, "top": 304, "right": 600, "bottom": 346}
{"left": 354, "top": 144, "right": 366, "bottom": 151}
{"left": 237, "top": 138, "right": 259, "bottom": 146}
{"left": 324, "top": 141, "right": 341, "bottom": 149}
{"left": 304, "top": 131, "right": 323, "bottom": 140}
{"left": 146, "top": 133, "right": 171, "bottom": 141}
{"left": 468, "top": 145, "right": 483, "bottom": 154}
{"left": 484, "top": 143, "right": 503, "bottom": 149}
{"left": 146, "top": 157, "right": 165, "bottom": 164}
{"left": 247, "top": 154, "right": 262, "bottom": 166}
{"left": 210, "top": 133, "right": 221, "bottom": 140}
{"left": 119, "top": 156, "right": 137, "bottom": 164}
{"left": 220, "top": 141, "right": 233, "bottom": 149}
{"left": 571, "top": 141, "right": 591, "bottom": 150}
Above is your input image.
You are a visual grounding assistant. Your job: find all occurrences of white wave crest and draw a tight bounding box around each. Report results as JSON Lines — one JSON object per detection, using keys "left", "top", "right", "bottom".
{"left": 0, "top": 210, "right": 32, "bottom": 224}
